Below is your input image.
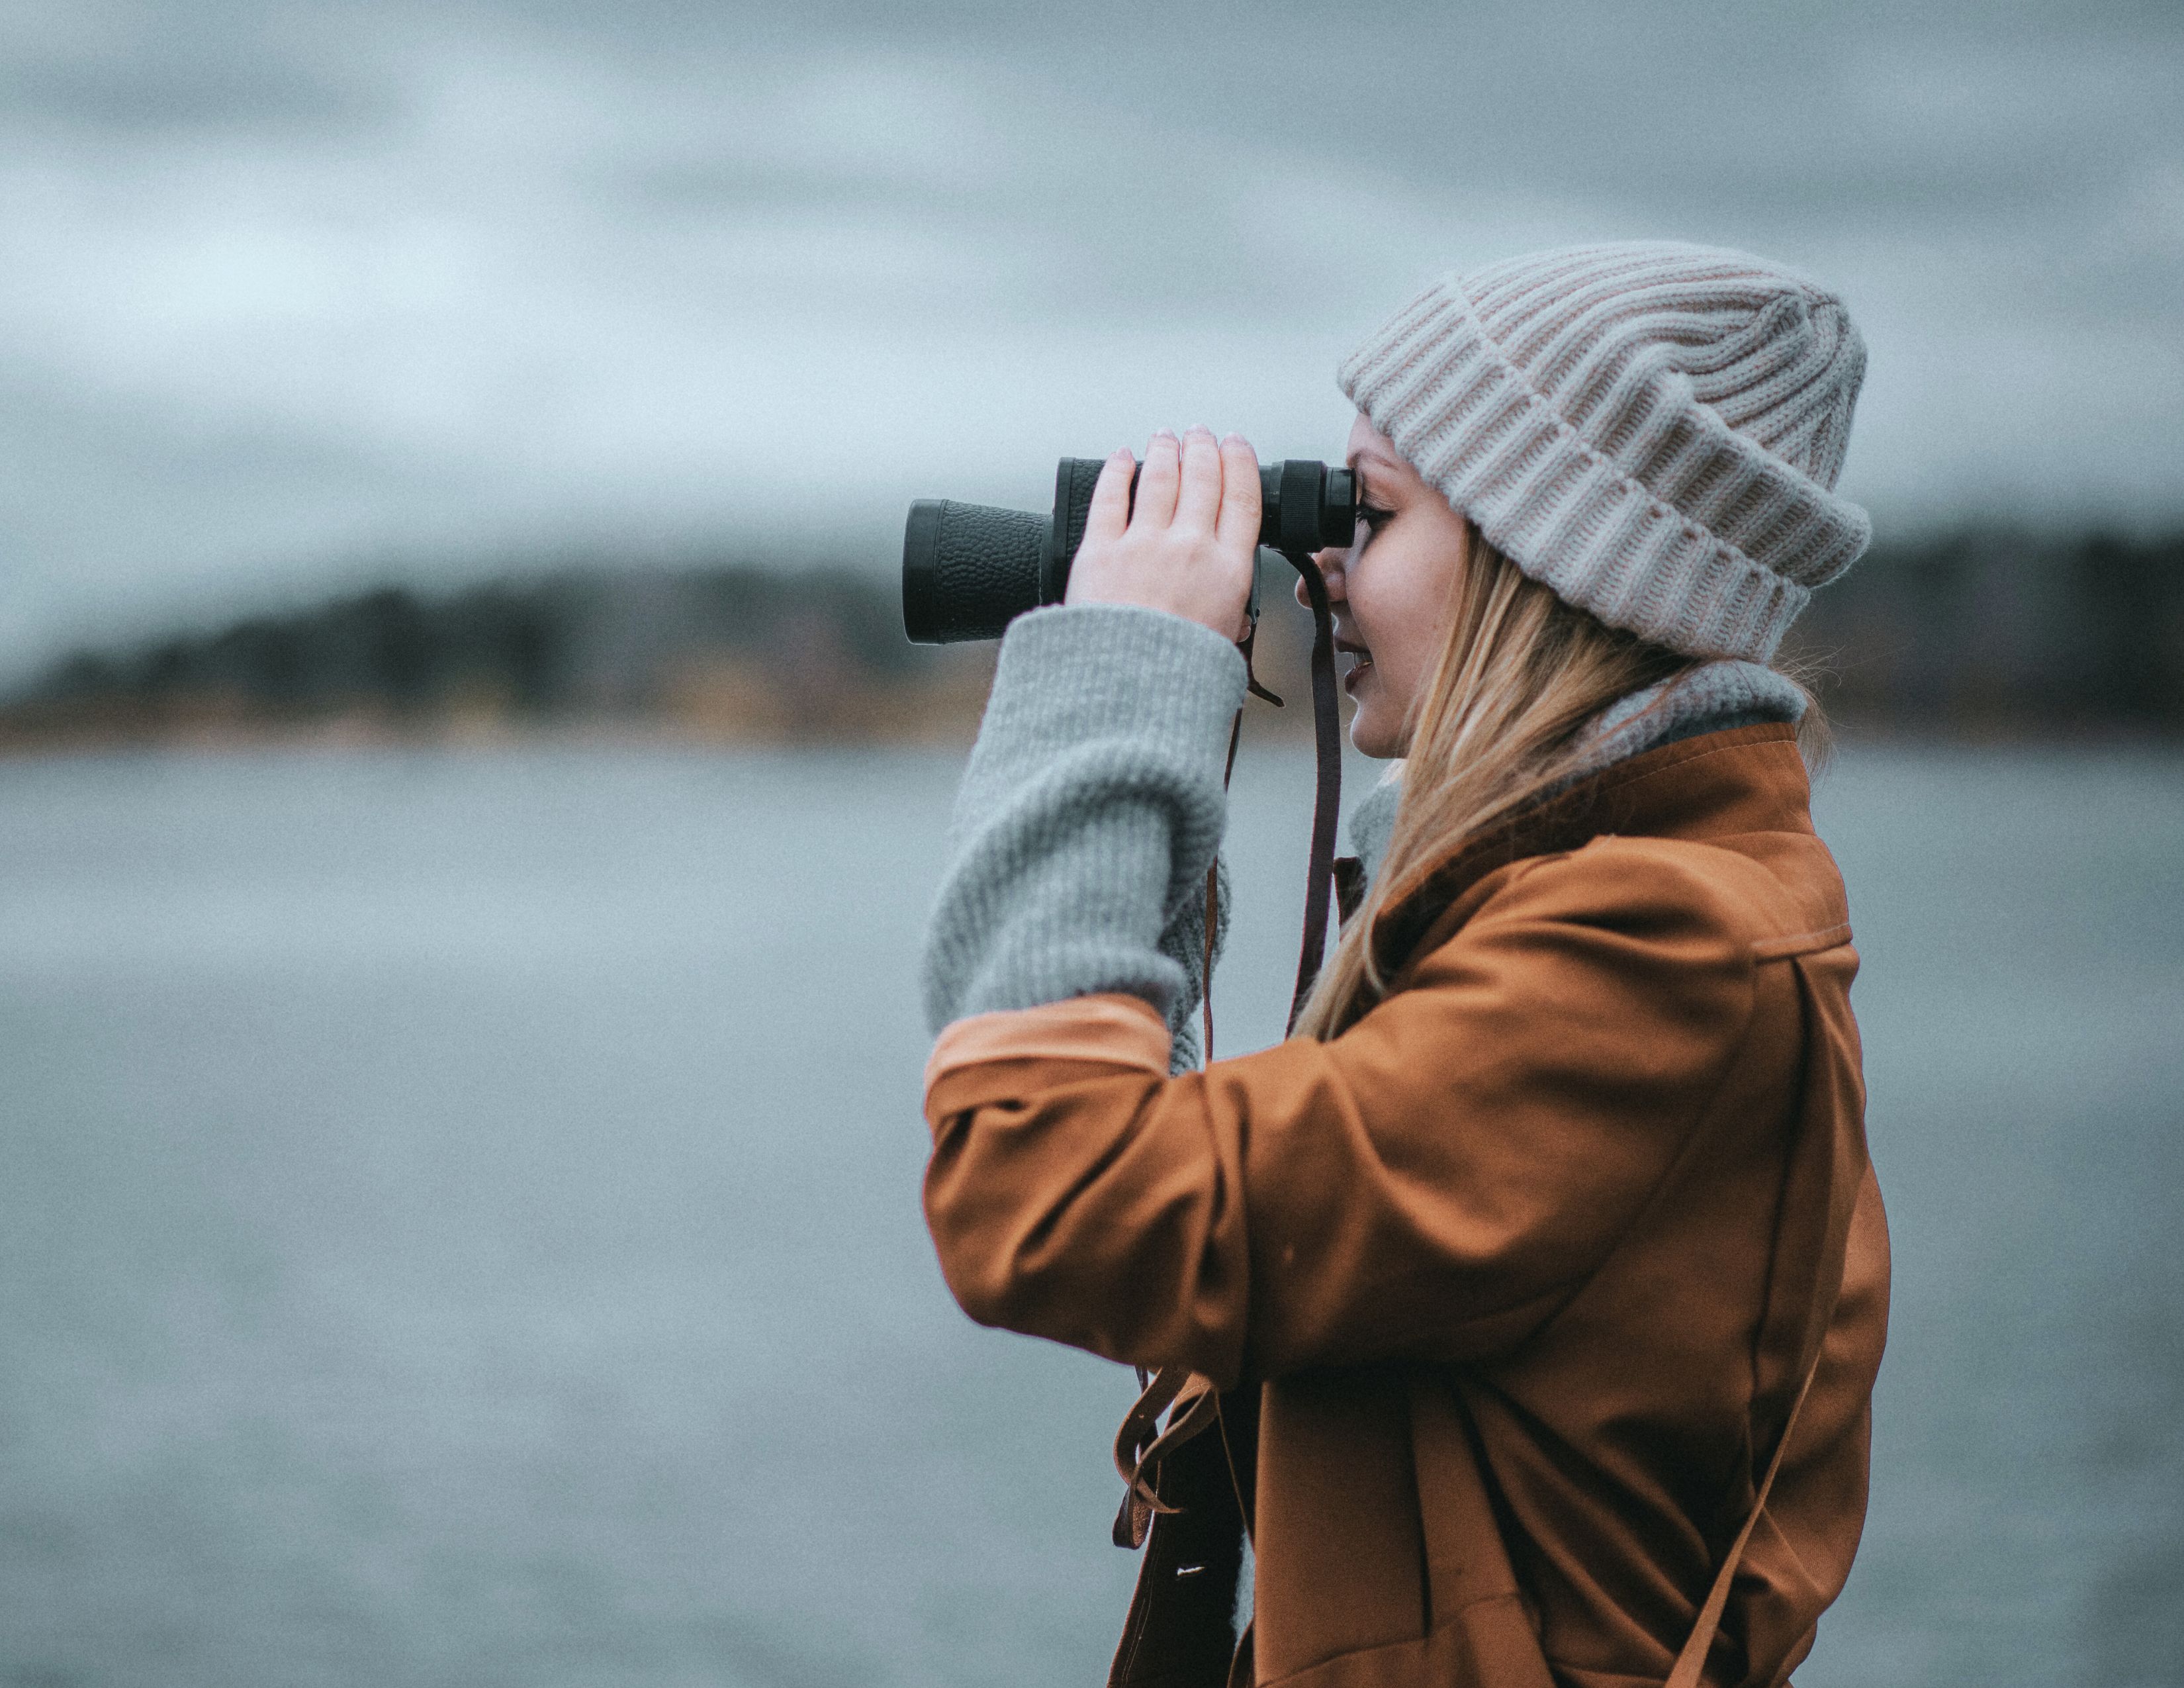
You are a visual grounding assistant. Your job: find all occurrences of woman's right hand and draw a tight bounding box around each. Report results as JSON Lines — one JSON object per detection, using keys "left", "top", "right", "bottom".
{"left": 1063, "top": 425, "right": 1261, "bottom": 641}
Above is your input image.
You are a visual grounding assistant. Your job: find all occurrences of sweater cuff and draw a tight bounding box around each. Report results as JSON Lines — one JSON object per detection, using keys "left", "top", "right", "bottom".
{"left": 983, "top": 604, "right": 1247, "bottom": 778}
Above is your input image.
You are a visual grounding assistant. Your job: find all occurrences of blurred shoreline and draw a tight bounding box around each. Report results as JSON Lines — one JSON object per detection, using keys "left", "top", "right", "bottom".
{"left": 3, "top": 526, "right": 2179, "bottom": 754}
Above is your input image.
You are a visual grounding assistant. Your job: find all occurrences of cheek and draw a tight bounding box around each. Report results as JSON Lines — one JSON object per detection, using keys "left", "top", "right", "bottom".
{"left": 1355, "top": 546, "right": 1449, "bottom": 703}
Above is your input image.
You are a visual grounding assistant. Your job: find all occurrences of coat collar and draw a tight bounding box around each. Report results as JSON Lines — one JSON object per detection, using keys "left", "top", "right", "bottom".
{"left": 1367, "top": 723, "right": 1818, "bottom": 974}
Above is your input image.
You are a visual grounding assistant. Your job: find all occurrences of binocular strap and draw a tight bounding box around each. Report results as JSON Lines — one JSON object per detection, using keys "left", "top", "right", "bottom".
{"left": 1285, "top": 551, "right": 1343, "bottom": 1033}
{"left": 1197, "top": 554, "right": 1343, "bottom": 1062}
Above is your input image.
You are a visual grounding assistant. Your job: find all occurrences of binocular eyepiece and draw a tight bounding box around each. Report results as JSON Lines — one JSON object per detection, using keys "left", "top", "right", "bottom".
{"left": 902, "top": 457, "right": 1357, "bottom": 643}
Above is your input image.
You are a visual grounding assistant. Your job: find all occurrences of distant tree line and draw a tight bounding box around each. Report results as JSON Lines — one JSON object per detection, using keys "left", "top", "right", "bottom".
{"left": 1, "top": 530, "right": 2179, "bottom": 746}
{"left": 1780, "top": 527, "right": 2183, "bottom": 733}
{"left": 1, "top": 565, "right": 946, "bottom": 743}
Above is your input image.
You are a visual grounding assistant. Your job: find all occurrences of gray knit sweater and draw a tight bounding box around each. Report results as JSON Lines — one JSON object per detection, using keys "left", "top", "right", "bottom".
{"left": 922, "top": 605, "right": 1246, "bottom": 1070}
{"left": 921, "top": 604, "right": 1803, "bottom": 1070}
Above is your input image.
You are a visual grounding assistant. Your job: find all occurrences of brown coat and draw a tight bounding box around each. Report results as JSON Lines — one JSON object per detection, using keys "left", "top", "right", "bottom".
{"left": 921, "top": 724, "right": 1890, "bottom": 1687}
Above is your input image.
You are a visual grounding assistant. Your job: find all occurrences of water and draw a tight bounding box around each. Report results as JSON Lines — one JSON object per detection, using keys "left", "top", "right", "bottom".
{"left": 0, "top": 743, "right": 2178, "bottom": 1688}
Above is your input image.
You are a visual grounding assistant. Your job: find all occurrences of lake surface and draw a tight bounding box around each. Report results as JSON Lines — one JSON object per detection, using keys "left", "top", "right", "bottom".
{"left": 1, "top": 743, "right": 2179, "bottom": 1688}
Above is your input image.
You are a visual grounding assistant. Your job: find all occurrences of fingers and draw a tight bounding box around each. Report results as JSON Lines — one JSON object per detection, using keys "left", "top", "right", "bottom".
{"left": 1083, "top": 446, "right": 1136, "bottom": 545}
{"left": 1173, "top": 425, "right": 1222, "bottom": 533}
{"left": 1135, "top": 428, "right": 1181, "bottom": 527}
{"left": 1214, "top": 432, "right": 1261, "bottom": 550}
{"left": 1066, "top": 424, "right": 1257, "bottom": 640}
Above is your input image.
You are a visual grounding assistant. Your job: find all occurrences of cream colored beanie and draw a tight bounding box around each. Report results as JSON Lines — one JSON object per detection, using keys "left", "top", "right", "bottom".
{"left": 1338, "top": 242, "right": 1869, "bottom": 662}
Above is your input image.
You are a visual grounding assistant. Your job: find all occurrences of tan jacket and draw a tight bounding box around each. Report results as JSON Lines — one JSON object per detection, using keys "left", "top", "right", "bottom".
{"left": 922, "top": 724, "right": 1890, "bottom": 1687}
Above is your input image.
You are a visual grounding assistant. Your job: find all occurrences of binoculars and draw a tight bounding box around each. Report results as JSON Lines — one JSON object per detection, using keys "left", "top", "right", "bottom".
{"left": 902, "top": 457, "right": 1358, "bottom": 643}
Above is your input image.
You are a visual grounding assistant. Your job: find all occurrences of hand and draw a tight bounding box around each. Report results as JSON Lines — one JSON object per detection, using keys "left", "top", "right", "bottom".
{"left": 1063, "top": 426, "right": 1261, "bottom": 640}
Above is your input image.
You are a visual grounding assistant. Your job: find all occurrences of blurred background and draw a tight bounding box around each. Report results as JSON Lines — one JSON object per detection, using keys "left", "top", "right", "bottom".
{"left": 1, "top": 1, "right": 2179, "bottom": 1684}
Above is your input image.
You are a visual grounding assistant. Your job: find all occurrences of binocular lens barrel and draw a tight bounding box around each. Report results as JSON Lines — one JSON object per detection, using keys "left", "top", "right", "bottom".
{"left": 900, "top": 500, "right": 1049, "bottom": 644}
{"left": 903, "top": 457, "right": 1357, "bottom": 644}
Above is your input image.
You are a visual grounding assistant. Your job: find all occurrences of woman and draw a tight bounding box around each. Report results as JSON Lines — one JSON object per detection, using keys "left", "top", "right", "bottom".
{"left": 917, "top": 243, "right": 1890, "bottom": 1688}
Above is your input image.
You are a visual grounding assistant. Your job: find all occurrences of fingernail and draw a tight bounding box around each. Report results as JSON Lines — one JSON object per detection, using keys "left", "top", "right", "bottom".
{"left": 1152, "top": 428, "right": 1177, "bottom": 441}
{"left": 1220, "top": 432, "right": 1242, "bottom": 445}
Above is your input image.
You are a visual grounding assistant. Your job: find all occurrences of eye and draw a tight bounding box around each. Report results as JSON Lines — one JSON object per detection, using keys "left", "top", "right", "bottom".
{"left": 1355, "top": 504, "right": 1394, "bottom": 542}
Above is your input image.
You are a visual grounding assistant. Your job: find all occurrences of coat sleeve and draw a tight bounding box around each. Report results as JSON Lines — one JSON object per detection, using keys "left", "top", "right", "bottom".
{"left": 921, "top": 841, "right": 1760, "bottom": 1388}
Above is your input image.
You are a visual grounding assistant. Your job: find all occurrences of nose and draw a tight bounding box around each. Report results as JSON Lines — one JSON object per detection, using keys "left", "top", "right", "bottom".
{"left": 1295, "top": 542, "right": 1349, "bottom": 610}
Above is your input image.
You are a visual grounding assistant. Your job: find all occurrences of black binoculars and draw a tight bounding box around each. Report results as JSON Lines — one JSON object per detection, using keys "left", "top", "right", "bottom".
{"left": 901, "top": 457, "right": 1358, "bottom": 643}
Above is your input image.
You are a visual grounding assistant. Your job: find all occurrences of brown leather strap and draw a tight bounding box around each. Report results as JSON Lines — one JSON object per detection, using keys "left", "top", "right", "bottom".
{"left": 1664, "top": 1355, "right": 1821, "bottom": 1688}
{"left": 1667, "top": 956, "right": 1865, "bottom": 1686}
{"left": 1240, "top": 617, "right": 1283, "bottom": 709}
{"left": 1224, "top": 1620, "right": 1255, "bottom": 1688}
{"left": 1283, "top": 551, "right": 1342, "bottom": 1032}
{"left": 1113, "top": 1366, "right": 1220, "bottom": 1548}
{"left": 1332, "top": 856, "right": 1367, "bottom": 927}
{"left": 1107, "top": 1427, "right": 1251, "bottom": 1688}
{"left": 1201, "top": 863, "right": 1219, "bottom": 1066}
{"left": 1108, "top": 562, "right": 1342, "bottom": 1688}
{"left": 1112, "top": 1366, "right": 1189, "bottom": 1546}
{"left": 1201, "top": 708, "right": 1244, "bottom": 1065}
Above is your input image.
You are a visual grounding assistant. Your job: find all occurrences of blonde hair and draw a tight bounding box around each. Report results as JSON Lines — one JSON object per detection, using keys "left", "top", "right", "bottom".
{"left": 1293, "top": 526, "right": 1704, "bottom": 1039}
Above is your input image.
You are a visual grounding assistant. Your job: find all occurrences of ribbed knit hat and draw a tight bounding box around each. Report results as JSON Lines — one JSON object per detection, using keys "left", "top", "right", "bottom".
{"left": 1338, "top": 242, "right": 1869, "bottom": 661}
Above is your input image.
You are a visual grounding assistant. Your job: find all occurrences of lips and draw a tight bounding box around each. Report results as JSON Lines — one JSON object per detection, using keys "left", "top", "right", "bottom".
{"left": 1338, "top": 639, "right": 1373, "bottom": 692}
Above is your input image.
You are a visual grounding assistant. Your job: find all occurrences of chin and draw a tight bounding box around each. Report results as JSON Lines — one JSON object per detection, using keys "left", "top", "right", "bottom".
{"left": 1347, "top": 708, "right": 1400, "bottom": 761}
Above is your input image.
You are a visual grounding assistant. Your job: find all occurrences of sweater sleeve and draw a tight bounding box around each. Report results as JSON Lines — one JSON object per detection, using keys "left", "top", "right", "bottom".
{"left": 919, "top": 604, "right": 1247, "bottom": 1066}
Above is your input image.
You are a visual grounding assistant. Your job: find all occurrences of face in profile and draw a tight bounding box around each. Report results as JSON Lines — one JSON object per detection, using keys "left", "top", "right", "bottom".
{"left": 1303, "top": 414, "right": 1470, "bottom": 759}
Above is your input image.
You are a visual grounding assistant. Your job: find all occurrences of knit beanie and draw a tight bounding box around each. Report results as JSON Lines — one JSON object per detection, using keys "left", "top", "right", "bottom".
{"left": 1337, "top": 242, "right": 1869, "bottom": 662}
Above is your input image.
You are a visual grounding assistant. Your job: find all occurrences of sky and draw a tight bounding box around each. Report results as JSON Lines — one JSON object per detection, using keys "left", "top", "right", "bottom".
{"left": 1, "top": 0, "right": 2180, "bottom": 675}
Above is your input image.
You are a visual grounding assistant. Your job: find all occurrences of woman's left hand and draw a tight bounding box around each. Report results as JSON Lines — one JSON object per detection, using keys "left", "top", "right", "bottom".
{"left": 1063, "top": 426, "right": 1261, "bottom": 640}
